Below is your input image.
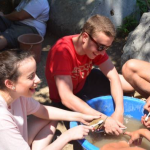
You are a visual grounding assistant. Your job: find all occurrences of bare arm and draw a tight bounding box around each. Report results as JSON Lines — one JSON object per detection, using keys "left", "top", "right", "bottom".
{"left": 99, "top": 59, "right": 124, "bottom": 123}
{"left": 43, "top": 125, "right": 92, "bottom": 150}
{"left": 33, "top": 104, "right": 100, "bottom": 125}
{"left": 101, "top": 141, "right": 145, "bottom": 150}
{"left": 55, "top": 75, "right": 101, "bottom": 116}
{"left": 55, "top": 74, "right": 125, "bottom": 135}
{"left": 125, "top": 129, "right": 150, "bottom": 144}
{"left": 139, "top": 129, "right": 150, "bottom": 141}
{"left": 3, "top": 10, "right": 33, "bottom": 21}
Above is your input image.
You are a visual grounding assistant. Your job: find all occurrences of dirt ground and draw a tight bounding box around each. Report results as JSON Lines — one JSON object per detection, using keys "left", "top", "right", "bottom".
{"left": 33, "top": 33, "right": 127, "bottom": 150}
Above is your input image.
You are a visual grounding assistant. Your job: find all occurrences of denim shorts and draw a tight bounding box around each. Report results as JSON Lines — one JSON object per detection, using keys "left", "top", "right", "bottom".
{"left": 0, "top": 16, "right": 38, "bottom": 48}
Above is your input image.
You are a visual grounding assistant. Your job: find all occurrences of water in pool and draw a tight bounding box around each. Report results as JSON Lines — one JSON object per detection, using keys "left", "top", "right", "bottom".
{"left": 85, "top": 116, "right": 149, "bottom": 149}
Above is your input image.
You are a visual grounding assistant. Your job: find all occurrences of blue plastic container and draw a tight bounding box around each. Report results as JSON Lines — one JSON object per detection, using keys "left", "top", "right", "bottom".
{"left": 70, "top": 96, "right": 146, "bottom": 150}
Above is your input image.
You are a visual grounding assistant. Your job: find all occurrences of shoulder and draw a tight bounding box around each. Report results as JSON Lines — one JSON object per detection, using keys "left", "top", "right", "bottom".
{"left": 52, "top": 35, "right": 77, "bottom": 52}
{"left": 0, "top": 107, "right": 15, "bottom": 128}
{"left": 19, "top": 96, "right": 40, "bottom": 114}
{"left": 28, "top": 0, "right": 49, "bottom": 7}
{"left": 93, "top": 52, "right": 109, "bottom": 65}
{"left": 56, "top": 35, "right": 76, "bottom": 45}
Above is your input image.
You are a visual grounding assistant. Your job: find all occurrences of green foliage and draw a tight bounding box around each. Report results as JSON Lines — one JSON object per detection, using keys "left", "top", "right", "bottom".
{"left": 137, "top": 0, "right": 150, "bottom": 15}
{"left": 117, "top": 0, "right": 150, "bottom": 38}
{"left": 117, "top": 15, "right": 138, "bottom": 38}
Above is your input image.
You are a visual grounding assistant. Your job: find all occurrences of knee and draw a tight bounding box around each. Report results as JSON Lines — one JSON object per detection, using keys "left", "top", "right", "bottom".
{"left": 122, "top": 59, "right": 137, "bottom": 77}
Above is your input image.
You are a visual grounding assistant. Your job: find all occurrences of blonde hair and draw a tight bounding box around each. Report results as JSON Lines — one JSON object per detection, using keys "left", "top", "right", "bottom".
{"left": 82, "top": 14, "right": 116, "bottom": 37}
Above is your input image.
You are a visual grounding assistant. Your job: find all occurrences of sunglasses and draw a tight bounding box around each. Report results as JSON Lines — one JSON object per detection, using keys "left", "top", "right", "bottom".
{"left": 87, "top": 33, "right": 110, "bottom": 51}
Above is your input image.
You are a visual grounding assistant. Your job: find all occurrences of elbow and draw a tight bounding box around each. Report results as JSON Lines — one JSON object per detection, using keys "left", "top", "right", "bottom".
{"left": 61, "top": 98, "right": 68, "bottom": 106}
{"left": 61, "top": 97, "right": 71, "bottom": 109}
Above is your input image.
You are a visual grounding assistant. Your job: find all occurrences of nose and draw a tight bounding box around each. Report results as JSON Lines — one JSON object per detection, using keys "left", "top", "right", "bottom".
{"left": 34, "top": 74, "right": 41, "bottom": 84}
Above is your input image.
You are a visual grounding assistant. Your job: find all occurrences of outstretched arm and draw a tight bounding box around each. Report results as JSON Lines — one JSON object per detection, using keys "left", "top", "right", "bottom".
{"left": 43, "top": 125, "right": 92, "bottom": 150}
{"left": 99, "top": 59, "right": 124, "bottom": 123}
{"left": 55, "top": 75, "right": 101, "bottom": 116}
{"left": 33, "top": 104, "right": 100, "bottom": 125}
{"left": 124, "top": 129, "right": 150, "bottom": 145}
{"left": 55, "top": 74, "right": 125, "bottom": 135}
{"left": 101, "top": 141, "right": 145, "bottom": 150}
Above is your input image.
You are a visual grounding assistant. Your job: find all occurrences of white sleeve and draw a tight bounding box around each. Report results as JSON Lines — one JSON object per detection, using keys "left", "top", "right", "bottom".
{"left": 23, "top": 0, "right": 45, "bottom": 18}
{"left": 25, "top": 97, "right": 40, "bottom": 115}
{"left": 0, "top": 115, "right": 30, "bottom": 150}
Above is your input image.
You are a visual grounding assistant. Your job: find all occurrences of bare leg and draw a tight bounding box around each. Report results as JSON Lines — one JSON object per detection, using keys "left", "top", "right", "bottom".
{"left": 122, "top": 59, "right": 150, "bottom": 98}
{"left": 119, "top": 74, "right": 135, "bottom": 93}
{"left": 28, "top": 115, "right": 58, "bottom": 150}
{"left": 0, "top": 35, "right": 7, "bottom": 50}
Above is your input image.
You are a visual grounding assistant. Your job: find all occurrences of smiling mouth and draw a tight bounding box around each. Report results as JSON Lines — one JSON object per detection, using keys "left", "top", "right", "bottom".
{"left": 30, "top": 87, "right": 36, "bottom": 91}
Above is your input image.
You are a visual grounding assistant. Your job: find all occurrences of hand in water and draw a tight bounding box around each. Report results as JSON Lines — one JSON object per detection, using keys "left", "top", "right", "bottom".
{"left": 141, "top": 114, "right": 150, "bottom": 128}
{"left": 124, "top": 130, "right": 143, "bottom": 146}
{"left": 104, "top": 117, "right": 126, "bottom": 135}
{"left": 101, "top": 141, "right": 144, "bottom": 150}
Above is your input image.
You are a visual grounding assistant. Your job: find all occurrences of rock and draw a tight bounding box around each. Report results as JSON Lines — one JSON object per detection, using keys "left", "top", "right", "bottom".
{"left": 121, "top": 12, "right": 150, "bottom": 66}
{"left": 47, "top": 0, "right": 137, "bottom": 37}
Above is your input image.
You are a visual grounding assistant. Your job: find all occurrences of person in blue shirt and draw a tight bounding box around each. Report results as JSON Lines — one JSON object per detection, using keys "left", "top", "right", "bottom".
{"left": 0, "top": 0, "right": 50, "bottom": 50}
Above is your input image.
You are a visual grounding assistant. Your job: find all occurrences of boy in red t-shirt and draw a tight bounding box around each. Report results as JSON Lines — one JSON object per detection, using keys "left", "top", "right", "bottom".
{"left": 45, "top": 15, "right": 133, "bottom": 135}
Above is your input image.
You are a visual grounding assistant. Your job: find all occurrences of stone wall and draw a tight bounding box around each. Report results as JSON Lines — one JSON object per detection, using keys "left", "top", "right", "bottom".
{"left": 47, "top": 0, "right": 137, "bottom": 37}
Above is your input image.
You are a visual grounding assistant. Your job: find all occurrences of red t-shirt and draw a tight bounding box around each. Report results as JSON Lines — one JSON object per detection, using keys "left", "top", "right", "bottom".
{"left": 45, "top": 35, "right": 109, "bottom": 102}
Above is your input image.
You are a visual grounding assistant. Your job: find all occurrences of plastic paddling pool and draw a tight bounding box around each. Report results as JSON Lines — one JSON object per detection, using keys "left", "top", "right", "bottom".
{"left": 70, "top": 96, "right": 146, "bottom": 150}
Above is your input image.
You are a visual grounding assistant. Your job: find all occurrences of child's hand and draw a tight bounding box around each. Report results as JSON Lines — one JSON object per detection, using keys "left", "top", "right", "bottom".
{"left": 68, "top": 125, "right": 93, "bottom": 140}
{"left": 124, "top": 130, "right": 143, "bottom": 145}
{"left": 141, "top": 115, "right": 150, "bottom": 128}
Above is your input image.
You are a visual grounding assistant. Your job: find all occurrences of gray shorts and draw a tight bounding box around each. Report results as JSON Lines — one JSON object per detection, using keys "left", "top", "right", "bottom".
{"left": 0, "top": 16, "right": 38, "bottom": 48}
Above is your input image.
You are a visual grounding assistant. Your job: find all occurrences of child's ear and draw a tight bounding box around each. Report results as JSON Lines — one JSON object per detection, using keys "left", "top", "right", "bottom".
{"left": 5, "top": 79, "right": 15, "bottom": 90}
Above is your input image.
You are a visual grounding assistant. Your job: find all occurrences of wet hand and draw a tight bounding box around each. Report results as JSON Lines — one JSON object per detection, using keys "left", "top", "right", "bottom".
{"left": 124, "top": 131, "right": 143, "bottom": 146}
{"left": 104, "top": 117, "right": 126, "bottom": 135}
